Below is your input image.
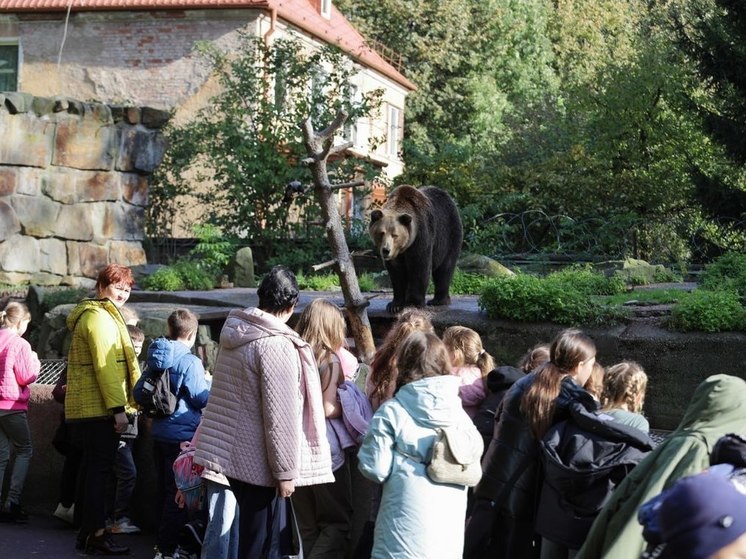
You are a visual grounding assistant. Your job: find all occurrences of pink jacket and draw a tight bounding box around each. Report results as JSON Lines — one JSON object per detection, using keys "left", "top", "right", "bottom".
{"left": 0, "top": 328, "right": 40, "bottom": 411}
{"left": 453, "top": 365, "right": 486, "bottom": 418}
{"left": 195, "top": 308, "right": 333, "bottom": 488}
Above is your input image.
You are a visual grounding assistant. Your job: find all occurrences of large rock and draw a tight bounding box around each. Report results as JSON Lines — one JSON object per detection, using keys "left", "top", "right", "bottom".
{"left": 10, "top": 194, "right": 61, "bottom": 237}
{"left": 0, "top": 111, "right": 54, "bottom": 167}
{"left": 39, "top": 237, "right": 68, "bottom": 276}
{"left": 117, "top": 127, "right": 167, "bottom": 173}
{"left": 0, "top": 167, "right": 17, "bottom": 195}
{"left": 597, "top": 258, "right": 666, "bottom": 284}
{"left": 0, "top": 235, "right": 40, "bottom": 272}
{"left": 53, "top": 111, "right": 117, "bottom": 171}
{"left": 458, "top": 253, "right": 515, "bottom": 277}
{"left": 0, "top": 201, "right": 20, "bottom": 241}
{"left": 233, "top": 247, "right": 257, "bottom": 287}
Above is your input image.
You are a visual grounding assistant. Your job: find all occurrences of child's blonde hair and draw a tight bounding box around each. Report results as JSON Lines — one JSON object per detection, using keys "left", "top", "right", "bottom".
{"left": 584, "top": 361, "right": 605, "bottom": 401}
{"left": 442, "top": 326, "right": 495, "bottom": 383}
{"left": 517, "top": 343, "right": 550, "bottom": 373}
{"left": 0, "top": 302, "right": 31, "bottom": 329}
{"left": 602, "top": 361, "right": 648, "bottom": 413}
{"left": 295, "top": 299, "right": 346, "bottom": 365}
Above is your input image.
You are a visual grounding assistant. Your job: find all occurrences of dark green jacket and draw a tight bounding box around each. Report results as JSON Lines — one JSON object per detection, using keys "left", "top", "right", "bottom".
{"left": 576, "top": 374, "right": 746, "bottom": 559}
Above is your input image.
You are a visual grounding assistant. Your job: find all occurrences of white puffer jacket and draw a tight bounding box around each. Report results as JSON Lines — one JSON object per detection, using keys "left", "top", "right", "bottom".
{"left": 195, "top": 307, "right": 333, "bottom": 487}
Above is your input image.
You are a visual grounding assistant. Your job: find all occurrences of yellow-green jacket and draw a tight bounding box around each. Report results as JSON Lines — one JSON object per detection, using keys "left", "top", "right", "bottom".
{"left": 65, "top": 298, "right": 140, "bottom": 421}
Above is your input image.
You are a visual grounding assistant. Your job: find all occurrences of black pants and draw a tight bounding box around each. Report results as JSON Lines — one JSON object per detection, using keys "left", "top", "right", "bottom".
{"left": 72, "top": 419, "right": 120, "bottom": 540}
{"left": 154, "top": 440, "right": 189, "bottom": 555}
{"left": 228, "top": 478, "right": 289, "bottom": 559}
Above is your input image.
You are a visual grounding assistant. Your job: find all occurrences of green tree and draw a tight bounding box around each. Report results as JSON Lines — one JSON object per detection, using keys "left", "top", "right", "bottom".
{"left": 147, "top": 34, "right": 382, "bottom": 259}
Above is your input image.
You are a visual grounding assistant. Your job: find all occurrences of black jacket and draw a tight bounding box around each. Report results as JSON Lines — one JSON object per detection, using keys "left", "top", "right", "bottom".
{"left": 472, "top": 365, "right": 525, "bottom": 447}
{"left": 536, "top": 403, "right": 654, "bottom": 549}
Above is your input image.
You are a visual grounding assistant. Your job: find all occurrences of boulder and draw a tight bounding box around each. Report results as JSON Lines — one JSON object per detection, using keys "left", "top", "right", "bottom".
{"left": 457, "top": 253, "right": 515, "bottom": 277}
{"left": 233, "top": 247, "right": 256, "bottom": 288}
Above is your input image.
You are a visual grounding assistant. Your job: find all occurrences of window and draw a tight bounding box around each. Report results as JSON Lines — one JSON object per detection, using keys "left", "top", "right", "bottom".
{"left": 0, "top": 43, "right": 19, "bottom": 92}
{"left": 344, "top": 85, "right": 360, "bottom": 146}
{"left": 321, "top": 0, "right": 332, "bottom": 19}
{"left": 387, "top": 105, "right": 401, "bottom": 158}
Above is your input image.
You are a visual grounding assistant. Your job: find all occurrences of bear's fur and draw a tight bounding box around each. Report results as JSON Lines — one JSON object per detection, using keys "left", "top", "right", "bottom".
{"left": 368, "top": 185, "right": 463, "bottom": 313}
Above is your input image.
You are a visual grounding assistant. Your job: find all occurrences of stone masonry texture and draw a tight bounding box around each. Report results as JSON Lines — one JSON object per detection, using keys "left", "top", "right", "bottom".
{"left": 0, "top": 93, "right": 168, "bottom": 286}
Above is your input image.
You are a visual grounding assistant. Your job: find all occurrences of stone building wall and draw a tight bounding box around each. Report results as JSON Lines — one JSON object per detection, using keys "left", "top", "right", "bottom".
{"left": 0, "top": 92, "right": 167, "bottom": 286}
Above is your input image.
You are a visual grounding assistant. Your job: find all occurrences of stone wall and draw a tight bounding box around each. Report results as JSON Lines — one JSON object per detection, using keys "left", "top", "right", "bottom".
{"left": 0, "top": 92, "right": 167, "bottom": 286}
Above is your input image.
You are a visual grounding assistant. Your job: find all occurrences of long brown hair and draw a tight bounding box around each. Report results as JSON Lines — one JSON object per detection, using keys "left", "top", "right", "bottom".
{"left": 521, "top": 328, "right": 596, "bottom": 439}
{"left": 395, "top": 331, "right": 451, "bottom": 391}
{"left": 442, "top": 325, "right": 495, "bottom": 388}
{"left": 369, "top": 308, "right": 434, "bottom": 405}
{"left": 295, "top": 299, "right": 346, "bottom": 366}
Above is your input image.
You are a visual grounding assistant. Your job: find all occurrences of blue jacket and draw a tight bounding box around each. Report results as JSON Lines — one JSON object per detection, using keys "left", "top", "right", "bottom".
{"left": 134, "top": 337, "right": 210, "bottom": 443}
{"left": 358, "top": 375, "right": 480, "bottom": 558}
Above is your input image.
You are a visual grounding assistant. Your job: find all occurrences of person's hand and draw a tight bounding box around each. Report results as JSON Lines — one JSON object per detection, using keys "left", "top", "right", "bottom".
{"left": 277, "top": 479, "right": 295, "bottom": 499}
{"left": 113, "top": 412, "right": 128, "bottom": 434}
{"left": 175, "top": 489, "right": 186, "bottom": 509}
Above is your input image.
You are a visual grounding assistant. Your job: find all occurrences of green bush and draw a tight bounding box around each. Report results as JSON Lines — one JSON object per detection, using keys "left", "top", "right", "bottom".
{"left": 669, "top": 290, "right": 745, "bottom": 332}
{"left": 296, "top": 273, "right": 341, "bottom": 291}
{"left": 546, "top": 265, "right": 627, "bottom": 296}
{"left": 479, "top": 274, "right": 625, "bottom": 325}
{"left": 174, "top": 261, "right": 216, "bottom": 290}
{"left": 449, "top": 270, "right": 491, "bottom": 295}
{"left": 700, "top": 252, "right": 746, "bottom": 297}
{"left": 141, "top": 267, "right": 186, "bottom": 291}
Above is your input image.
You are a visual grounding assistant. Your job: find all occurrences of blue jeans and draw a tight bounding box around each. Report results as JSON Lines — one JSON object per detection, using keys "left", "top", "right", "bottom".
{"left": 112, "top": 438, "right": 137, "bottom": 520}
{"left": 201, "top": 479, "right": 239, "bottom": 559}
{"left": 0, "top": 411, "right": 33, "bottom": 505}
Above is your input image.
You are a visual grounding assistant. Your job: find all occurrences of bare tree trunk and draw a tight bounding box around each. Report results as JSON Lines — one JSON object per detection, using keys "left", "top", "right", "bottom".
{"left": 300, "top": 111, "right": 376, "bottom": 363}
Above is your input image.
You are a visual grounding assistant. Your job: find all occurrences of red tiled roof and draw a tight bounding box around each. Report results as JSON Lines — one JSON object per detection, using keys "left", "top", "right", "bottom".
{"left": 0, "top": 0, "right": 415, "bottom": 90}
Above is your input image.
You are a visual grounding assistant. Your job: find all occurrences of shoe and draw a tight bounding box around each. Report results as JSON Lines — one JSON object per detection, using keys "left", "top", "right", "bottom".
{"left": 85, "top": 532, "right": 130, "bottom": 555}
{"left": 109, "top": 516, "right": 141, "bottom": 534}
{"left": 1, "top": 502, "right": 28, "bottom": 523}
{"left": 54, "top": 502, "right": 75, "bottom": 524}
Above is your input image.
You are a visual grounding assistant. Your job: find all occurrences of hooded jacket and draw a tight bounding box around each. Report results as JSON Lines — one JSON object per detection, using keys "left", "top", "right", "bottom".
{"left": 358, "top": 375, "right": 482, "bottom": 559}
{"left": 472, "top": 365, "right": 525, "bottom": 446}
{"left": 194, "top": 307, "right": 333, "bottom": 488}
{"left": 577, "top": 374, "right": 746, "bottom": 559}
{"left": 0, "top": 328, "right": 40, "bottom": 411}
{"left": 535, "top": 402, "right": 654, "bottom": 549}
{"left": 65, "top": 299, "right": 140, "bottom": 420}
{"left": 134, "top": 337, "right": 210, "bottom": 443}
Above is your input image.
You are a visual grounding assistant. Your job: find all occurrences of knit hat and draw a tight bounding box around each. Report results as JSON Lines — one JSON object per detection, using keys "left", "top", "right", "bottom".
{"left": 711, "top": 433, "right": 746, "bottom": 467}
{"left": 660, "top": 472, "right": 746, "bottom": 559}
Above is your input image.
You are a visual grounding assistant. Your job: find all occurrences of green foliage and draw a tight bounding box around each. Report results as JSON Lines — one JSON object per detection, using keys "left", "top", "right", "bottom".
{"left": 148, "top": 34, "right": 383, "bottom": 259}
{"left": 449, "top": 270, "right": 492, "bottom": 295}
{"left": 546, "top": 265, "right": 627, "bottom": 296}
{"left": 700, "top": 252, "right": 746, "bottom": 297}
{"left": 141, "top": 262, "right": 216, "bottom": 291}
{"left": 188, "top": 224, "right": 234, "bottom": 278}
{"left": 141, "top": 267, "right": 186, "bottom": 292}
{"left": 479, "top": 273, "right": 626, "bottom": 325}
{"left": 669, "top": 290, "right": 745, "bottom": 332}
{"left": 296, "top": 273, "right": 341, "bottom": 292}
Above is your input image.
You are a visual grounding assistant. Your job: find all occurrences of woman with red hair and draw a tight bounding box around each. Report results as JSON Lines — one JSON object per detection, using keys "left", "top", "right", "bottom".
{"left": 65, "top": 264, "right": 141, "bottom": 555}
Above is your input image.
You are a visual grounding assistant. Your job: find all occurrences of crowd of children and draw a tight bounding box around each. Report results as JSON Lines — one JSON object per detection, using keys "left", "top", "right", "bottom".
{"left": 3, "top": 265, "right": 746, "bottom": 559}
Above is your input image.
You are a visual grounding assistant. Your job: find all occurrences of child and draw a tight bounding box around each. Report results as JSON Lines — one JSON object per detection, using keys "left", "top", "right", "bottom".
{"left": 106, "top": 324, "right": 145, "bottom": 534}
{"left": 294, "top": 299, "right": 354, "bottom": 558}
{"left": 134, "top": 309, "right": 211, "bottom": 559}
{"left": 366, "top": 308, "right": 434, "bottom": 411}
{"left": 358, "top": 331, "right": 482, "bottom": 558}
{"left": 442, "top": 326, "right": 495, "bottom": 417}
{"left": 601, "top": 361, "right": 649, "bottom": 433}
{"left": 0, "top": 302, "right": 40, "bottom": 523}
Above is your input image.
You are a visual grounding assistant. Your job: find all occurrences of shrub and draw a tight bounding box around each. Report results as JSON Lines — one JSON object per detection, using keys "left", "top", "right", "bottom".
{"left": 189, "top": 224, "right": 234, "bottom": 278}
{"left": 296, "top": 272, "right": 341, "bottom": 291}
{"left": 700, "top": 252, "right": 746, "bottom": 297}
{"left": 669, "top": 290, "right": 745, "bottom": 332}
{"left": 479, "top": 274, "right": 624, "bottom": 326}
{"left": 142, "top": 267, "right": 186, "bottom": 291}
{"left": 173, "top": 261, "right": 216, "bottom": 290}
{"left": 449, "top": 270, "right": 491, "bottom": 295}
{"left": 41, "top": 287, "right": 89, "bottom": 313}
{"left": 546, "top": 265, "right": 627, "bottom": 296}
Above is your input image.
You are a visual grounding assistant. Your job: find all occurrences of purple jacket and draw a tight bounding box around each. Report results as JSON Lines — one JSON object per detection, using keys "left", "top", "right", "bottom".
{"left": 0, "top": 328, "right": 40, "bottom": 411}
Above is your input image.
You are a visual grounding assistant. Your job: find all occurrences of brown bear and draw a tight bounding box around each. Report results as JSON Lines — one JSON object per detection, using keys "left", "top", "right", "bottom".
{"left": 368, "top": 185, "right": 463, "bottom": 313}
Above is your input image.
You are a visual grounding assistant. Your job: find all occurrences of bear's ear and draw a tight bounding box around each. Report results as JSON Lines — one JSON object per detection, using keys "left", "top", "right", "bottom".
{"left": 370, "top": 209, "right": 384, "bottom": 223}
{"left": 398, "top": 214, "right": 413, "bottom": 227}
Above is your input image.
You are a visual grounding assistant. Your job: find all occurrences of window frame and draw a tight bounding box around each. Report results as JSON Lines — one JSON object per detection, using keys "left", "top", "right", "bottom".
{"left": 320, "top": 0, "right": 332, "bottom": 19}
{"left": 0, "top": 41, "right": 19, "bottom": 92}
{"left": 387, "top": 105, "right": 401, "bottom": 158}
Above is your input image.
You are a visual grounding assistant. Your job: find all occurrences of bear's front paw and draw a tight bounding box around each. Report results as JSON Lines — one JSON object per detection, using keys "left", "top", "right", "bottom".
{"left": 386, "top": 301, "right": 406, "bottom": 313}
{"left": 427, "top": 296, "right": 452, "bottom": 307}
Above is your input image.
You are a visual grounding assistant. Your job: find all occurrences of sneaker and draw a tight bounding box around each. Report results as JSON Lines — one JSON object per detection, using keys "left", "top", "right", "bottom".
{"left": 85, "top": 531, "right": 129, "bottom": 555}
{"left": 109, "top": 516, "right": 141, "bottom": 534}
{"left": 0, "top": 502, "right": 28, "bottom": 523}
{"left": 54, "top": 502, "right": 75, "bottom": 524}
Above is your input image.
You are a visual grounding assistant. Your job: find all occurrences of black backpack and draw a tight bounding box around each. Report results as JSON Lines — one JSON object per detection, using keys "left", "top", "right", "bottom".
{"left": 138, "top": 366, "right": 178, "bottom": 418}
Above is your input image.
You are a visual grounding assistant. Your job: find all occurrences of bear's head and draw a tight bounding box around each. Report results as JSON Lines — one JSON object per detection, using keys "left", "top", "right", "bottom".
{"left": 369, "top": 209, "right": 416, "bottom": 261}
